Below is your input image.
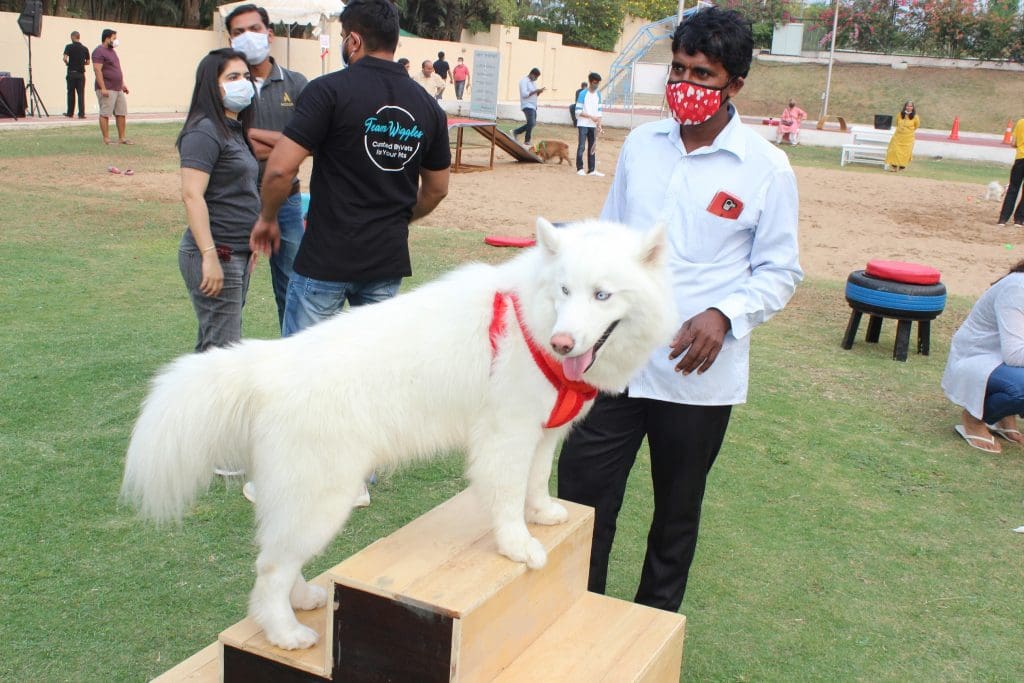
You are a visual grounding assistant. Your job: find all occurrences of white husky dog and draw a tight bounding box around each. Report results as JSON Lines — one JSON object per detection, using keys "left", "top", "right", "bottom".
{"left": 121, "top": 218, "right": 674, "bottom": 650}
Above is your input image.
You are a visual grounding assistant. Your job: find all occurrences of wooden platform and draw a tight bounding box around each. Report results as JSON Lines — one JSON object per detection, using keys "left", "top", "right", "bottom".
{"left": 153, "top": 490, "right": 686, "bottom": 682}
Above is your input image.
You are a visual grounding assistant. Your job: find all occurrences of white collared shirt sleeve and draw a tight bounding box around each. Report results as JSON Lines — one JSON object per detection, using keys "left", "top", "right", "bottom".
{"left": 519, "top": 77, "right": 532, "bottom": 100}
{"left": 712, "top": 165, "right": 802, "bottom": 340}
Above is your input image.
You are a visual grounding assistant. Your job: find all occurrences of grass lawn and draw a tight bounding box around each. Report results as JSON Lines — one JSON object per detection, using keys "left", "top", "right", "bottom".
{"left": 1, "top": 123, "right": 1022, "bottom": 681}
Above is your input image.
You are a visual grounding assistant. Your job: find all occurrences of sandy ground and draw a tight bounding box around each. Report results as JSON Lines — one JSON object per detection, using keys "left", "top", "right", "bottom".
{"left": 421, "top": 130, "right": 1019, "bottom": 298}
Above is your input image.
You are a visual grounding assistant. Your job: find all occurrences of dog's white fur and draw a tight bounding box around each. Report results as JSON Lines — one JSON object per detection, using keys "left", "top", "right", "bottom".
{"left": 121, "top": 218, "right": 675, "bottom": 650}
{"left": 986, "top": 181, "right": 1005, "bottom": 201}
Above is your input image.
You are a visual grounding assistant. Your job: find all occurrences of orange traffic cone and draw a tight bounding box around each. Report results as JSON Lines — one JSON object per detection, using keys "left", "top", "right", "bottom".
{"left": 948, "top": 116, "right": 960, "bottom": 141}
{"left": 1003, "top": 118, "right": 1014, "bottom": 145}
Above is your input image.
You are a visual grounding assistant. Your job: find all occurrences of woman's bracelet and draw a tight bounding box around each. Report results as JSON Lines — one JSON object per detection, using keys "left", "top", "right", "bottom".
{"left": 201, "top": 245, "right": 216, "bottom": 253}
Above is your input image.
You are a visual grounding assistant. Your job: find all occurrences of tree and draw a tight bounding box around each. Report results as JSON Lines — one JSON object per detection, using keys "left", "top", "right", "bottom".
{"left": 559, "top": 0, "right": 626, "bottom": 51}
{"left": 397, "top": 0, "right": 519, "bottom": 40}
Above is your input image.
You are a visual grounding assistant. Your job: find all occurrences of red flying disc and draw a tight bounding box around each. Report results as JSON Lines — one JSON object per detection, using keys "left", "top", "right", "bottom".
{"left": 484, "top": 236, "right": 537, "bottom": 248}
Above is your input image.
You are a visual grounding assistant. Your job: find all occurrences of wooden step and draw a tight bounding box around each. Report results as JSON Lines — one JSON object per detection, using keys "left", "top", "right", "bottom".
{"left": 494, "top": 591, "right": 686, "bottom": 682}
{"left": 219, "top": 572, "right": 334, "bottom": 681}
{"left": 328, "top": 489, "right": 593, "bottom": 682}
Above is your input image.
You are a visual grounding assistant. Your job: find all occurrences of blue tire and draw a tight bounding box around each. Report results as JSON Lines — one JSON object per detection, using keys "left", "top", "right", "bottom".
{"left": 845, "top": 270, "right": 946, "bottom": 320}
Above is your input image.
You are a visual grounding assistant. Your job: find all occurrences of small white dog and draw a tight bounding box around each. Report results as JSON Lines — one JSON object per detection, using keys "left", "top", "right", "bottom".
{"left": 985, "top": 181, "right": 1005, "bottom": 201}
{"left": 121, "top": 218, "right": 676, "bottom": 650}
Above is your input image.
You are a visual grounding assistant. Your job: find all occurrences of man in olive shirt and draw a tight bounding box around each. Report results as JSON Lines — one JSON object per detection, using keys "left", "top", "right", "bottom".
{"left": 225, "top": 3, "right": 309, "bottom": 332}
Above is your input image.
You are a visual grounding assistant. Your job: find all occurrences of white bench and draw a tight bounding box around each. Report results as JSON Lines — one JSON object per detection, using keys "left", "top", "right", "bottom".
{"left": 841, "top": 144, "right": 887, "bottom": 167}
{"left": 852, "top": 129, "right": 892, "bottom": 146}
{"left": 840, "top": 127, "right": 892, "bottom": 167}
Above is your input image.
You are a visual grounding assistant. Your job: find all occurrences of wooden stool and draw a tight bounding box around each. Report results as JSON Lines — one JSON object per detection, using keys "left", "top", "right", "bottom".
{"left": 841, "top": 261, "right": 946, "bottom": 362}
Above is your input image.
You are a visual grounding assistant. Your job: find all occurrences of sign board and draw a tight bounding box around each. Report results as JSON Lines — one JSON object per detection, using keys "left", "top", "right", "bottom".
{"left": 469, "top": 50, "right": 500, "bottom": 120}
{"left": 771, "top": 22, "right": 804, "bottom": 57}
{"left": 632, "top": 63, "right": 669, "bottom": 96}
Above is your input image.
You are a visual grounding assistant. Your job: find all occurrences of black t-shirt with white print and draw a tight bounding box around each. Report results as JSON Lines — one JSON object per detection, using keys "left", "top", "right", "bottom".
{"left": 283, "top": 56, "right": 451, "bottom": 283}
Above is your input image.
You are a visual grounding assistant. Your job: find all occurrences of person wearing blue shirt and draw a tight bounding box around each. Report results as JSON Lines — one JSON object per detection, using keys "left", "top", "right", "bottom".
{"left": 557, "top": 6, "right": 803, "bottom": 613}
{"left": 512, "top": 67, "right": 544, "bottom": 144}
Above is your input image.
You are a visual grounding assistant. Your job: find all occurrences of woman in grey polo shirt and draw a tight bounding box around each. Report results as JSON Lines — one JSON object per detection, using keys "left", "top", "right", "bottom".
{"left": 176, "top": 48, "right": 260, "bottom": 352}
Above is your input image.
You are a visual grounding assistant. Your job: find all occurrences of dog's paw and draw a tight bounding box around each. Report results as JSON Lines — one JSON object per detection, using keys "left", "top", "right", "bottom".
{"left": 526, "top": 500, "right": 569, "bottom": 526}
{"left": 495, "top": 525, "right": 548, "bottom": 569}
{"left": 264, "top": 621, "right": 320, "bottom": 650}
{"left": 290, "top": 582, "right": 328, "bottom": 611}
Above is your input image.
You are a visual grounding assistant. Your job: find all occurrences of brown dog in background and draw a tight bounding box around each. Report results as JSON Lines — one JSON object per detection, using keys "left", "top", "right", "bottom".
{"left": 529, "top": 140, "right": 571, "bottom": 165}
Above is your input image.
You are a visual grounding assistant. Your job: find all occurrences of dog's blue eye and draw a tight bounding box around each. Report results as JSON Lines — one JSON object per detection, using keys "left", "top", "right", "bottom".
{"left": 595, "top": 290, "right": 611, "bottom": 301}
{"left": 561, "top": 285, "right": 570, "bottom": 295}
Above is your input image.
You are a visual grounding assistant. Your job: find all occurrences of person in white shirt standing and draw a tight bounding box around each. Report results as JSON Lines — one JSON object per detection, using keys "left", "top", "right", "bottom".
{"left": 512, "top": 67, "right": 544, "bottom": 144}
{"left": 557, "top": 6, "right": 802, "bottom": 613}
{"left": 575, "top": 72, "right": 604, "bottom": 177}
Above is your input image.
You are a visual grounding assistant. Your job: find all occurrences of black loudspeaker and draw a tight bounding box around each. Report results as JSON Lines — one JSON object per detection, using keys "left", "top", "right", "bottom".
{"left": 18, "top": 0, "right": 43, "bottom": 38}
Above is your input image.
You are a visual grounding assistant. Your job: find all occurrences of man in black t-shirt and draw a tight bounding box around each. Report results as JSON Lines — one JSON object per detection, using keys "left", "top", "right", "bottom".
{"left": 432, "top": 50, "right": 452, "bottom": 100}
{"left": 251, "top": 0, "right": 450, "bottom": 337}
{"left": 62, "top": 31, "right": 90, "bottom": 118}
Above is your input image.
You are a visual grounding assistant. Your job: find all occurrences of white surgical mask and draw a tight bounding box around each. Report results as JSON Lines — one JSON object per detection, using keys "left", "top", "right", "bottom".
{"left": 222, "top": 79, "right": 255, "bottom": 113}
{"left": 111, "top": 38, "right": 120, "bottom": 48}
{"left": 231, "top": 31, "right": 270, "bottom": 66}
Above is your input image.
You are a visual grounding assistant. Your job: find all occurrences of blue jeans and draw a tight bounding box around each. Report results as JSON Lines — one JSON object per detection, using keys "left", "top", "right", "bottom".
{"left": 281, "top": 272, "right": 401, "bottom": 337}
{"left": 178, "top": 243, "right": 252, "bottom": 353}
{"left": 576, "top": 126, "right": 596, "bottom": 172}
{"left": 513, "top": 108, "right": 537, "bottom": 143}
{"left": 269, "top": 192, "right": 305, "bottom": 332}
{"left": 983, "top": 363, "right": 1024, "bottom": 424}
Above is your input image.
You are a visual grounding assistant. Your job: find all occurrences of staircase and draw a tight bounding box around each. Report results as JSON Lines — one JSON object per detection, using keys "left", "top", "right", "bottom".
{"left": 602, "top": 5, "right": 707, "bottom": 108}
{"left": 153, "top": 490, "right": 685, "bottom": 682}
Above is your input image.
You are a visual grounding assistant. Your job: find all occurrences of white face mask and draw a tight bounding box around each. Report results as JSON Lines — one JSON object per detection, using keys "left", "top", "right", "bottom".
{"left": 222, "top": 78, "right": 255, "bottom": 113}
{"left": 231, "top": 31, "right": 270, "bottom": 66}
{"left": 111, "top": 38, "right": 120, "bottom": 48}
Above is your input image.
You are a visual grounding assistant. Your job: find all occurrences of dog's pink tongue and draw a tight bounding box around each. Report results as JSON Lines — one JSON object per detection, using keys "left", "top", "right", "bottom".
{"left": 562, "top": 348, "right": 594, "bottom": 382}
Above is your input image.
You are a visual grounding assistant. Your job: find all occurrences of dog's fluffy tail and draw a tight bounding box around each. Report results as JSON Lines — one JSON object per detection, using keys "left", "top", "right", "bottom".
{"left": 121, "top": 347, "right": 252, "bottom": 522}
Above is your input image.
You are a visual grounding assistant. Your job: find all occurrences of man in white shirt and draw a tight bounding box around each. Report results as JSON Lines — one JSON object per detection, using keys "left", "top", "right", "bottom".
{"left": 413, "top": 59, "right": 445, "bottom": 98}
{"left": 558, "top": 6, "right": 802, "bottom": 613}
{"left": 575, "top": 72, "right": 604, "bottom": 176}
{"left": 512, "top": 67, "right": 544, "bottom": 144}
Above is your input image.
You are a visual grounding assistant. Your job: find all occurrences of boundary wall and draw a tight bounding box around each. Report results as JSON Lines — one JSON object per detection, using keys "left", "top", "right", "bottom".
{"left": 0, "top": 12, "right": 625, "bottom": 116}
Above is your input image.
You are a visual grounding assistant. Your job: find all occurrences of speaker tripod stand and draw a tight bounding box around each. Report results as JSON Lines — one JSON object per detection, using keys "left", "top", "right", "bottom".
{"left": 25, "top": 34, "right": 48, "bottom": 117}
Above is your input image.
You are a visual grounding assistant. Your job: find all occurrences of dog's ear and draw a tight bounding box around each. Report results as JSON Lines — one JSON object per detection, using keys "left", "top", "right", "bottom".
{"left": 535, "top": 217, "right": 560, "bottom": 257}
{"left": 639, "top": 222, "right": 667, "bottom": 268}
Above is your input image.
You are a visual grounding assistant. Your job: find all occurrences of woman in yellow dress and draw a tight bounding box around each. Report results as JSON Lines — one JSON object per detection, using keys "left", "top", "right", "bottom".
{"left": 885, "top": 101, "right": 920, "bottom": 172}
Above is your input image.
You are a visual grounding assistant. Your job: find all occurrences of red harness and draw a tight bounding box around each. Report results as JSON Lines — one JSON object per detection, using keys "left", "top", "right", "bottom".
{"left": 489, "top": 292, "right": 598, "bottom": 429}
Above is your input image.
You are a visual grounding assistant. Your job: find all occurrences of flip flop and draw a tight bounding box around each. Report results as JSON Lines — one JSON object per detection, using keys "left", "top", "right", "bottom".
{"left": 985, "top": 424, "right": 1023, "bottom": 442}
{"left": 954, "top": 425, "right": 1000, "bottom": 453}
{"left": 107, "top": 166, "right": 122, "bottom": 174}
{"left": 119, "top": 139, "right": 134, "bottom": 145}
{"left": 124, "top": 169, "right": 134, "bottom": 176}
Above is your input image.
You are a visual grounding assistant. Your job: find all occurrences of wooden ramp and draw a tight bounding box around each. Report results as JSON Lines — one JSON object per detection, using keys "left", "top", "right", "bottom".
{"left": 154, "top": 490, "right": 685, "bottom": 682}
{"left": 447, "top": 117, "right": 543, "bottom": 171}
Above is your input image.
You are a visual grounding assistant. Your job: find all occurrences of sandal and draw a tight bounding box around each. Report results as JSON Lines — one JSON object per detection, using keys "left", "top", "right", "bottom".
{"left": 119, "top": 139, "right": 134, "bottom": 145}
{"left": 124, "top": 169, "right": 134, "bottom": 176}
{"left": 985, "top": 423, "right": 1024, "bottom": 443}
{"left": 954, "top": 425, "right": 1000, "bottom": 453}
{"left": 107, "top": 166, "right": 122, "bottom": 174}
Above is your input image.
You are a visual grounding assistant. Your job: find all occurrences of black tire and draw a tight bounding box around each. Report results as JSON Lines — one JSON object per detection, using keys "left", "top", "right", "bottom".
{"left": 845, "top": 270, "right": 946, "bottom": 319}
